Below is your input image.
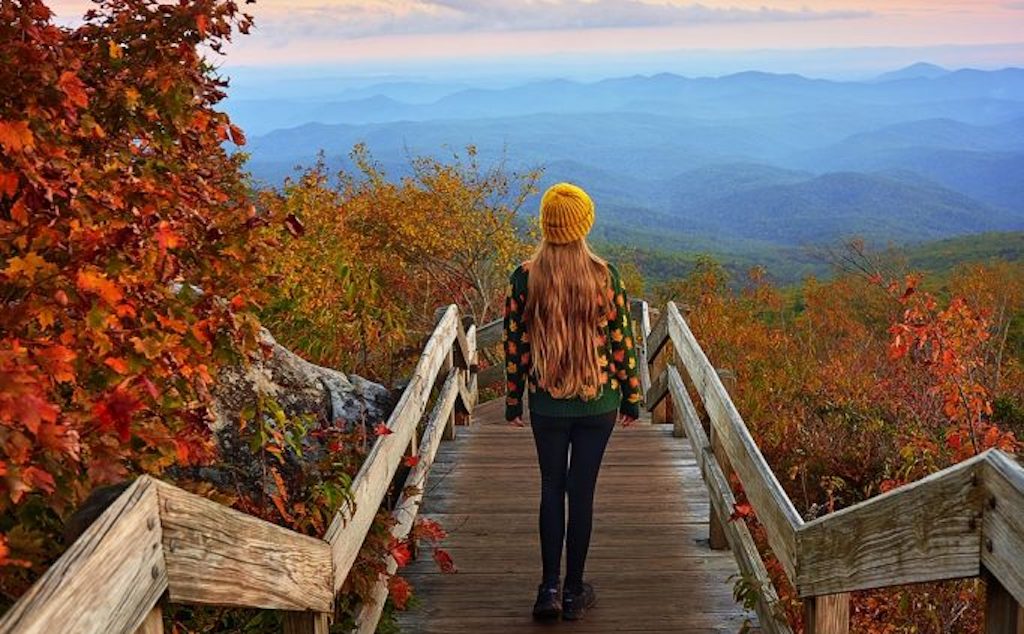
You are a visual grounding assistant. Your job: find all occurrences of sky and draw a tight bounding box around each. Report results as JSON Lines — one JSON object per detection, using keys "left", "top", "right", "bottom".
{"left": 49, "top": 1, "right": 1024, "bottom": 77}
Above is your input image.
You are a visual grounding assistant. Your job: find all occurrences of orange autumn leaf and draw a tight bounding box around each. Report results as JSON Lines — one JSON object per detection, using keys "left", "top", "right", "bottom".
{"left": 76, "top": 269, "right": 123, "bottom": 305}
{"left": 103, "top": 356, "right": 130, "bottom": 374}
{"left": 57, "top": 70, "right": 88, "bottom": 108}
{"left": 0, "top": 120, "right": 34, "bottom": 152}
{"left": 155, "top": 221, "right": 182, "bottom": 253}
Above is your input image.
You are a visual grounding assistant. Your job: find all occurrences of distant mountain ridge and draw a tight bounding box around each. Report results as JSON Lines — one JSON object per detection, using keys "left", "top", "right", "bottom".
{"left": 876, "top": 62, "right": 951, "bottom": 82}
{"left": 237, "top": 65, "right": 1024, "bottom": 263}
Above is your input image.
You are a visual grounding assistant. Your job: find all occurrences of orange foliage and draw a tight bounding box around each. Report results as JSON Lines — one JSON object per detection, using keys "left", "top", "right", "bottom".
{"left": 256, "top": 146, "right": 537, "bottom": 379}
{"left": 658, "top": 252, "right": 1023, "bottom": 632}
{"left": 0, "top": 0, "right": 264, "bottom": 598}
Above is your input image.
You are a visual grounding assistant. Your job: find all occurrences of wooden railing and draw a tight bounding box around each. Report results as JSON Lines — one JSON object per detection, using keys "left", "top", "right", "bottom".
{"left": 639, "top": 299, "right": 1024, "bottom": 634}
{"left": 0, "top": 304, "right": 478, "bottom": 634}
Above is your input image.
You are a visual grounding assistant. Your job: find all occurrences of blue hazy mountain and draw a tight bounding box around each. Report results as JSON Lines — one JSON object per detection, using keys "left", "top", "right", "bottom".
{"left": 235, "top": 66, "right": 1024, "bottom": 264}
{"left": 876, "top": 62, "right": 951, "bottom": 82}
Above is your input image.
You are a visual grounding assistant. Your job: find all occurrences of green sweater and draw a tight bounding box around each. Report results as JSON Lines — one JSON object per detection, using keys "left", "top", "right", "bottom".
{"left": 503, "top": 261, "right": 642, "bottom": 421}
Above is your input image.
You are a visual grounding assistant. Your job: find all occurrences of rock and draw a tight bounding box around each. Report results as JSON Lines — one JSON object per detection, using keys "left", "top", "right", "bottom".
{"left": 199, "top": 328, "right": 394, "bottom": 500}
{"left": 211, "top": 328, "right": 393, "bottom": 433}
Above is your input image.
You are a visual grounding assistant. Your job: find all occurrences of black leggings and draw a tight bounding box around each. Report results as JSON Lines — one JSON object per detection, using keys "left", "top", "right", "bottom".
{"left": 529, "top": 410, "right": 616, "bottom": 590}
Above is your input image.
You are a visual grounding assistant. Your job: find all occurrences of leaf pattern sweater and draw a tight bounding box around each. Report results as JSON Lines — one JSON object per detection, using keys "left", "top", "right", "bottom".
{"left": 503, "top": 261, "right": 642, "bottom": 421}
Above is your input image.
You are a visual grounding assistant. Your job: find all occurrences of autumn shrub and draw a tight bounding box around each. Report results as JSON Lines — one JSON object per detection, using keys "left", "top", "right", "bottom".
{"left": 255, "top": 146, "right": 538, "bottom": 380}
{"left": 656, "top": 249, "right": 1023, "bottom": 632}
{"left": 0, "top": 0, "right": 268, "bottom": 599}
{"left": 1, "top": 3, "right": 464, "bottom": 630}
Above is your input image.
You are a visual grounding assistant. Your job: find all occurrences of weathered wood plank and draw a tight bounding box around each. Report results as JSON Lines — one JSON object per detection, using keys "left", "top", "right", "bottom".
{"left": 631, "top": 299, "right": 653, "bottom": 398}
{"left": 281, "top": 612, "right": 330, "bottom": 634}
{"left": 982, "top": 451, "right": 1024, "bottom": 606}
{"left": 645, "top": 366, "right": 669, "bottom": 413}
{"left": 708, "top": 369, "right": 738, "bottom": 551}
{"left": 667, "top": 302, "right": 802, "bottom": 581}
{"left": 133, "top": 605, "right": 163, "bottom": 634}
{"left": 354, "top": 368, "right": 462, "bottom": 633}
{"left": 155, "top": 481, "right": 333, "bottom": 611}
{"left": 475, "top": 317, "right": 502, "bottom": 349}
{"left": 443, "top": 348, "right": 457, "bottom": 440}
{"left": 325, "top": 305, "right": 459, "bottom": 592}
{"left": 452, "top": 310, "right": 473, "bottom": 371}
{"left": 0, "top": 477, "right": 165, "bottom": 634}
{"left": 984, "top": 567, "right": 1024, "bottom": 634}
{"left": 796, "top": 452, "right": 986, "bottom": 596}
{"left": 804, "top": 594, "right": 849, "bottom": 634}
{"left": 476, "top": 364, "right": 503, "bottom": 388}
{"left": 398, "top": 399, "right": 758, "bottom": 632}
{"left": 669, "top": 366, "right": 793, "bottom": 634}
{"left": 646, "top": 308, "right": 669, "bottom": 364}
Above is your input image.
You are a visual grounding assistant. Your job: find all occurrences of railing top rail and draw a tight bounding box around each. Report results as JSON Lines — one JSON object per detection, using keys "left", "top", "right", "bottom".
{"left": 643, "top": 298, "right": 1024, "bottom": 609}
{"left": 0, "top": 304, "right": 478, "bottom": 634}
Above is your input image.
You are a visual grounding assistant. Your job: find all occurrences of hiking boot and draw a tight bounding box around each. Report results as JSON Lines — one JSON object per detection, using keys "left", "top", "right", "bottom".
{"left": 562, "top": 582, "right": 596, "bottom": 621}
{"left": 532, "top": 583, "right": 561, "bottom": 621}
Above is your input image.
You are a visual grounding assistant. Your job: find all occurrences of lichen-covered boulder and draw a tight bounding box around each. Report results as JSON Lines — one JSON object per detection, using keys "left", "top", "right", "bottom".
{"left": 202, "top": 328, "right": 395, "bottom": 499}
{"left": 211, "top": 328, "right": 392, "bottom": 433}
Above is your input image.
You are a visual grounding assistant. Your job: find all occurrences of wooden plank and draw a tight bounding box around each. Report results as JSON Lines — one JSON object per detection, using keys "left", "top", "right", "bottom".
{"left": 804, "top": 594, "right": 850, "bottom": 634}
{"left": 475, "top": 317, "right": 502, "bottom": 349}
{"left": 354, "top": 369, "right": 462, "bottom": 633}
{"left": 708, "top": 368, "right": 738, "bottom": 552}
{"left": 133, "top": 605, "right": 163, "bottom": 634}
{"left": 281, "top": 612, "right": 330, "bottom": 634}
{"left": 398, "top": 401, "right": 759, "bottom": 633}
{"left": 632, "top": 299, "right": 653, "bottom": 398}
{"left": 325, "top": 305, "right": 458, "bottom": 591}
{"left": 645, "top": 366, "right": 669, "bottom": 413}
{"left": 667, "top": 301, "right": 802, "bottom": 581}
{"left": 796, "top": 453, "right": 986, "bottom": 596}
{"left": 667, "top": 367, "right": 708, "bottom": 473}
{"left": 985, "top": 567, "right": 1024, "bottom": 634}
{"left": 982, "top": 451, "right": 1024, "bottom": 606}
{"left": 669, "top": 367, "right": 793, "bottom": 634}
{"left": 0, "top": 477, "right": 166, "bottom": 634}
{"left": 646, "top": 308, "right": 669, "bottom": 364}
{"left": 456, "top": 324, "right": 478, "bottom": 418}
{"left": 476, "top": 364, "right": 503, "bottom": 388}
{"left": 443, "top": 348, "right": 457, "bottom": 440}
{"left": 155, "top": 481, "right": 333, "bottom": 612}
{"left": 452, "top": 310, "right": 473, "bottom": 371}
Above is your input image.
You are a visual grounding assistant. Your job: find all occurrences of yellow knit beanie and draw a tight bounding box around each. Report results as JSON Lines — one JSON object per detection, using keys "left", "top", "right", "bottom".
{"left": 539, "top": 182, "right": 595, "bottom": 245}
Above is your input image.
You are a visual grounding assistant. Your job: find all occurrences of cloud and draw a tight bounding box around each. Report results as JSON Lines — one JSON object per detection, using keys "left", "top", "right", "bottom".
{"left": 256, "top": 0, "right": 873, "bottom": 40}
{"left": 1004, "top": 1, "right": 1024, "bottom": 8}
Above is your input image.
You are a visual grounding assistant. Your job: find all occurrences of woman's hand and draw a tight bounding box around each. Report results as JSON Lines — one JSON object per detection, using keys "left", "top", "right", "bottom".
{"left": 508, "top": 416, "right": 526, "bottom": 427}
{"left": 618, "top": 413, "right": 638, "bottom": 427}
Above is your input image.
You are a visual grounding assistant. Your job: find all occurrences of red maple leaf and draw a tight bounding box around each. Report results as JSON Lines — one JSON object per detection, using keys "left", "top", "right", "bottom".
{"left": 403, "top": 454, "right": 420, "bottom": 467}
{"left": 416, "top": 518, "right": 447, "bottom": 542}
{"left": 387, "top": 575, "right": 412, "bottom": 610}
{"left": 373, "top": 423, "right": 392, "bottom": 436}
{"left": 433, "top": 547, "right": 457, "bottom": 574}
{"left": 729, "top": 501, "right": 753, "bottom": 523}
{"left": 389, "top": 537, "right": 412, "bottom": 567}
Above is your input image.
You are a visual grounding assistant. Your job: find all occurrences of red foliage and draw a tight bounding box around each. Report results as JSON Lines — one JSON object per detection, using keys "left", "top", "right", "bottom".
{"left": 0, "top": 0, "right": 261, "bottom": 594}
{"left": 661, "top": 254, "right": 1023, "bottom": 632}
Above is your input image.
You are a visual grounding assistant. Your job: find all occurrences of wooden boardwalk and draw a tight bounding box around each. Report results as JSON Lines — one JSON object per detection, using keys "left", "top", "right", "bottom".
{"left": 397, "top": 398, "right": 758, "bottom": 633}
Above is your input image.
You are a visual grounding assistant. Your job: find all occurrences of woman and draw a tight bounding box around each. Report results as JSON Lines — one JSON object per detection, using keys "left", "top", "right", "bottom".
{"left": 503, "top": 182, "right": 642, "bottom": 622}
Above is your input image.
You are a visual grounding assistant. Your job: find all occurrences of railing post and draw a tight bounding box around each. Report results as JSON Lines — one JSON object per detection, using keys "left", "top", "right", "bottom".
{"left": 443, "top": 345, "right": 456, "bottom": 440}
{"left": 985, "top": 568, "right": 1024, "bottom": 634}
{"left": 649, "top": 308, "right": 673, "bottom": 426}
{"left": 803, "top": 593, "right": 850, "bottom": 634}
{"left": 134, "top": 605, "right": 163, "bottom": 634}
{"left": 282, "top": 612, "right": 330, "bottom": 634}
{"left": 708, "top": 368, "right": 737, "bottom": 551}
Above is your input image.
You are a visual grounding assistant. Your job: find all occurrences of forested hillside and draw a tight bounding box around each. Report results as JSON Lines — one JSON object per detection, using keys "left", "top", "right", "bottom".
{"left": 236, "top": 69, "right": 1024, "bottom": 262}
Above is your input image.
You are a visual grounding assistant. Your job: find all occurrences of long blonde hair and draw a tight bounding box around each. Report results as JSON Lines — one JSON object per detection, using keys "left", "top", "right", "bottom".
{"left": 524, "top": 239, "right": 612, "bottom": 400}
